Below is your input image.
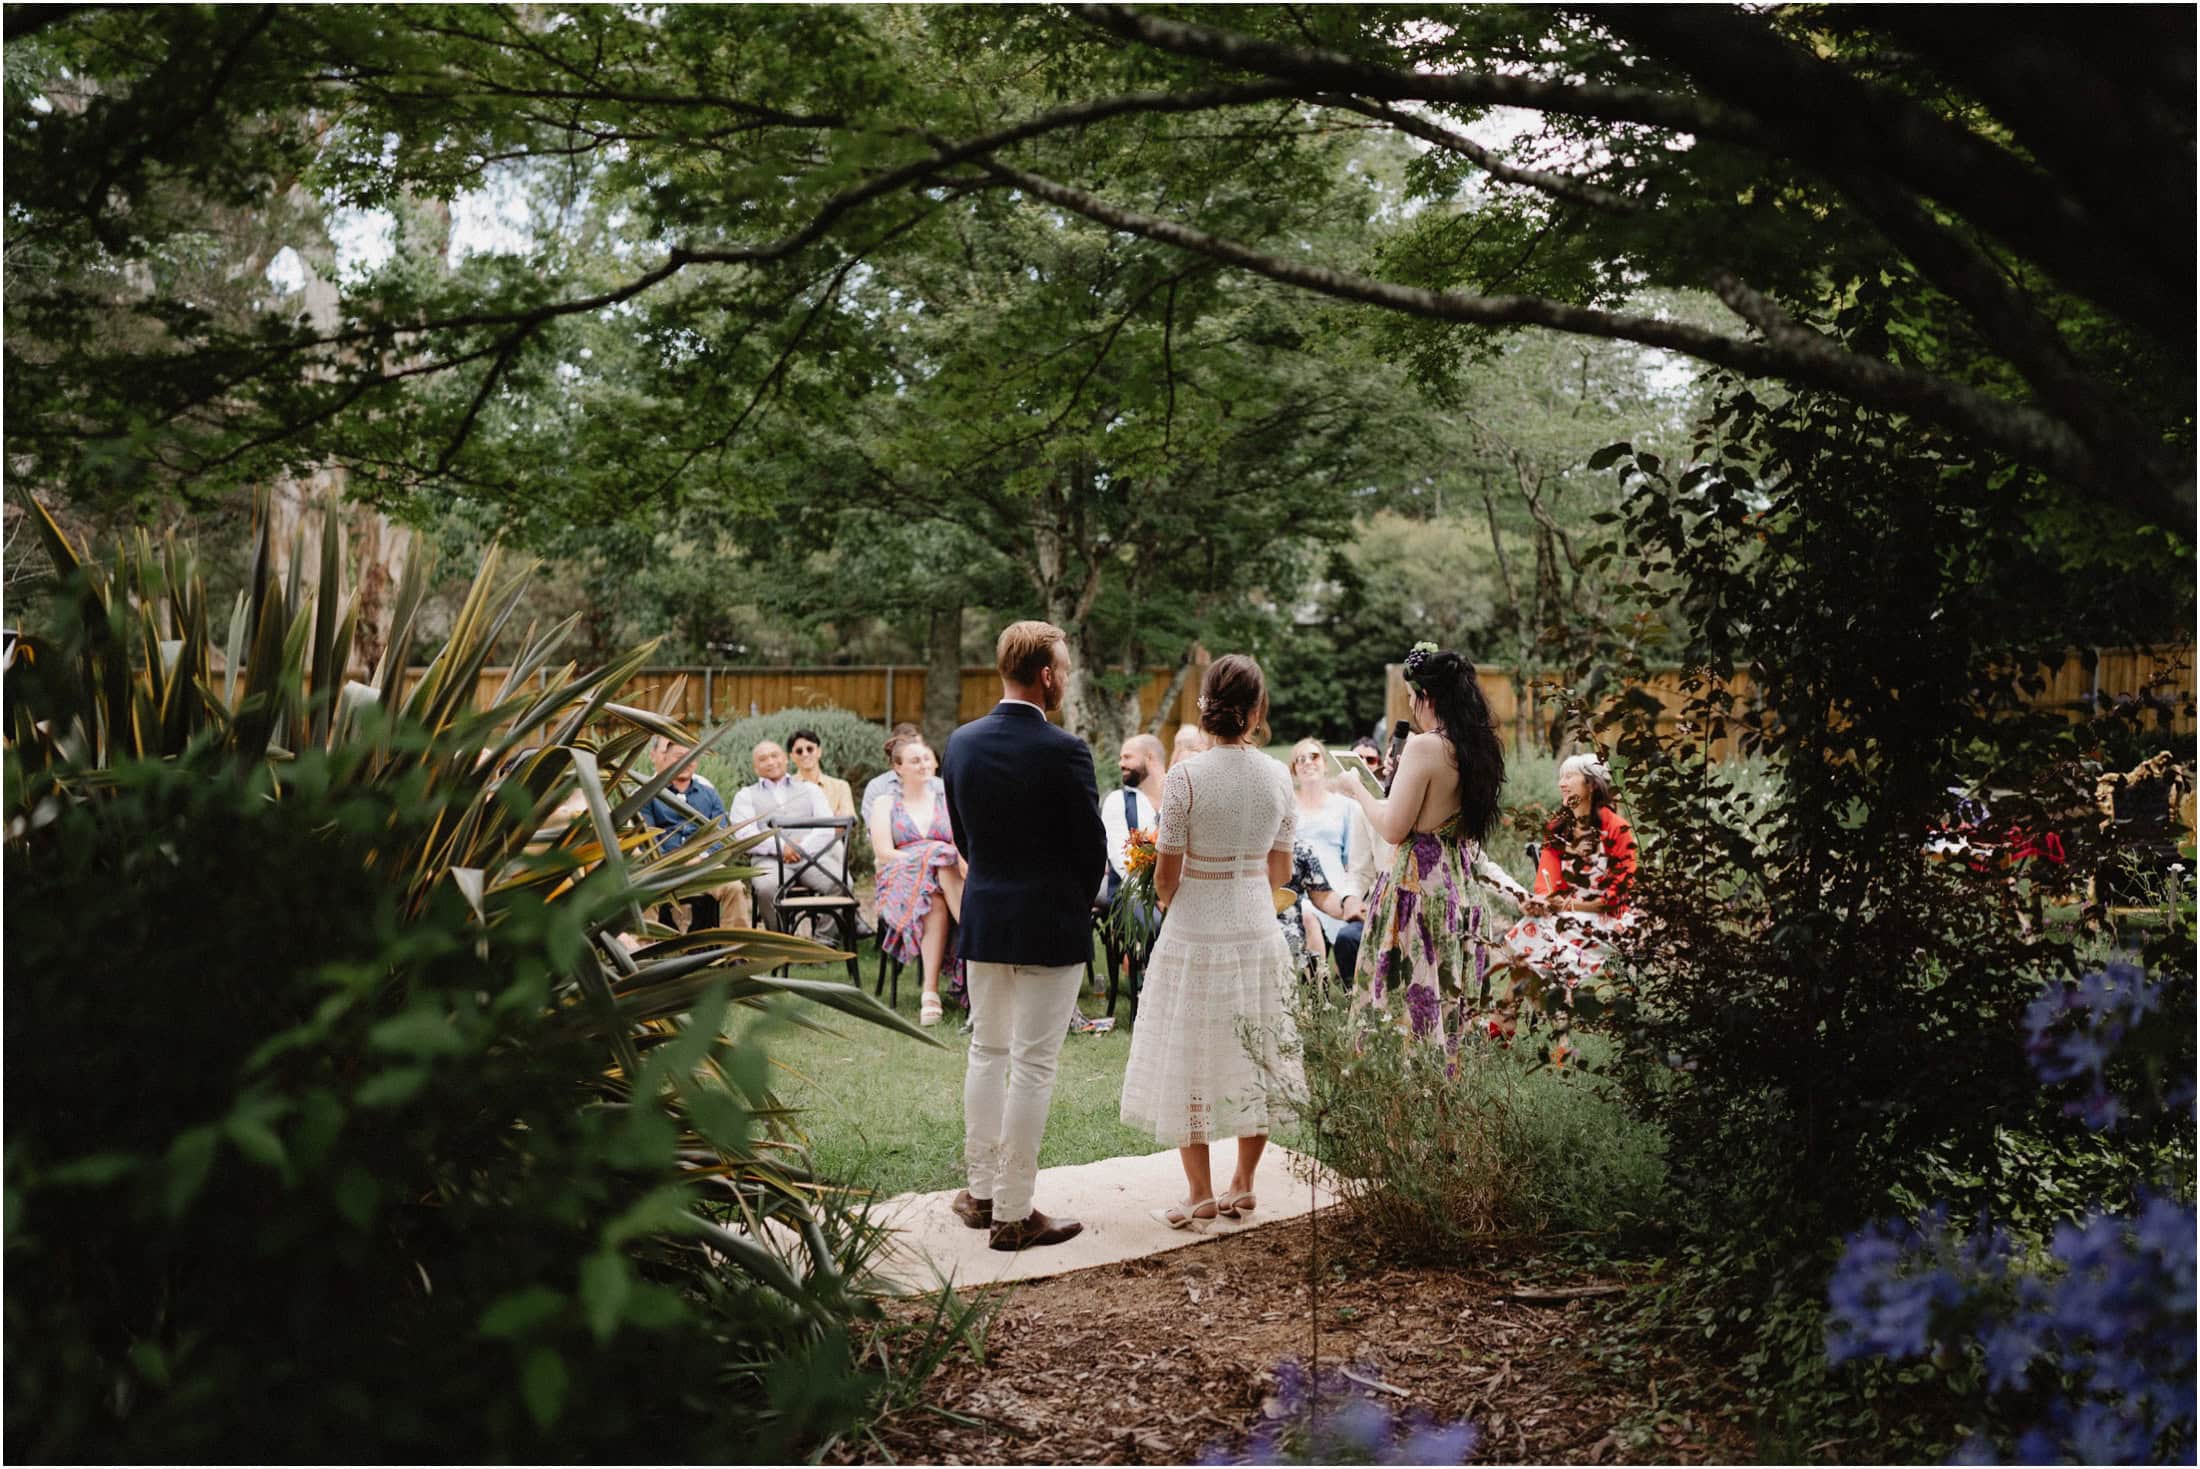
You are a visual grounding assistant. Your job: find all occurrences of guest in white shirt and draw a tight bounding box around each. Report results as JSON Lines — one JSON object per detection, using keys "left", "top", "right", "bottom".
{"left": 1100, "top": 733, "right": 1165, "bottom": 902}
{"left": 1287, "top": 737, "right": 1377, "bottom": 980}
{"left": 727, "top": 740, "right": 839, "bottom": 928}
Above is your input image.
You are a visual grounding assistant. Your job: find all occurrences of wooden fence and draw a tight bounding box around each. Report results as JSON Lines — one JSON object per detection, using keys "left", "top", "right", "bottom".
{"left": 1386, "top": 646, "right": 2197, "bottom": 755}
{"left": 398, "top": 662, "right": 1202, "bottom": 731}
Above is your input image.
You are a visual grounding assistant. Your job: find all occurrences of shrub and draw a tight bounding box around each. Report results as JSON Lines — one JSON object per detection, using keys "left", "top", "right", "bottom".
{"left": 1567, "top": 356, "right": 2195, "bottom": 1450}
{"left": 699, "top": 707, "right": 895, "bottom": 799}
{"left": 1291, "top": 989, "right": 1665, "bottom": 1253}
{"left": 1825, "top": 967, "right": 2196, "bottom": 1465}
{"left": 3, "top": 754, "right": 882, "bottom": 1461}
{"left": 2, "top": 503, "right": 932, "bottom": 1461}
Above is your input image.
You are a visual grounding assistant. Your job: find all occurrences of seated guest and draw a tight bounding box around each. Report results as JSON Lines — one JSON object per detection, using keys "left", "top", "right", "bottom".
{"left": 639, "top": 735, "right": 729, "bottom": 931}
{"left": 870, "top": 735, "right": 966, "bottom": 1027}
{"left": 861, "top": 723, "right": 942, "bottom": 838}
{"left": 789, "top": 727, "right": 856, "bottom": 818}
{"left": 1350, "top": 734, "right": 1383, "bottom": 777}
{"left": 1505, "top": 753, "right": 1639, "bottom": 993}
{"left": 1287, "top": 738, "right": 1376, "bottom": 980}
{"left": 727, "top": 739, "right": 840, "bottom": 929}
{"left": 1168, "top": 722, "right": 1210, "bottom": 768}
{"left": 1277, "top": 838, "right": 1355, "bottom": 984}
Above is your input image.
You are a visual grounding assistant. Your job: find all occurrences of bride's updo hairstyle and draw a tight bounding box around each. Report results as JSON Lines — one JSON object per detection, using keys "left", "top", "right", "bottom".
{"left": 1196, "top": 654, "right": 1269, "bottom": 745}
{"left": 1404, "top": 644, "right": 1505, "bottom": 842}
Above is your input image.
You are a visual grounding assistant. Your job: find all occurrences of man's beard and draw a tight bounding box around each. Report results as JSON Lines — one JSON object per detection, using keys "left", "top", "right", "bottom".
{"left": 1121, "top": 766, "right": 1145, "bottom": 788}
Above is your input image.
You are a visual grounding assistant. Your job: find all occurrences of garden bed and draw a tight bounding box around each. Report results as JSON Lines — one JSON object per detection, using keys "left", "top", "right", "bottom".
{"left": 843, "top": 1215, "right": 1755, "bottom": 1465}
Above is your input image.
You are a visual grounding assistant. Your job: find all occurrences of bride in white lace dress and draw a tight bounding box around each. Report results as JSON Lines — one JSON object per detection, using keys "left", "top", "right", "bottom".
{"left": 1119, "top": 654, "right": 1302, "bottom": 1230}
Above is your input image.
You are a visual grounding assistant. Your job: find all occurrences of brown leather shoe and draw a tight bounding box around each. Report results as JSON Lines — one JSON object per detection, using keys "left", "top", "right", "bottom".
{"left": 950, "top": 1190, "right": 992, "bottom": 1230}
{"left": 988, "top": 1208, "right": 1084, "bottom": 1252}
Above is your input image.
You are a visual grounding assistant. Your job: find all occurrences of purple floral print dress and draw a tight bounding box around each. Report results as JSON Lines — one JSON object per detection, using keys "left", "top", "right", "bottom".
{"left": 874, "top": 788, "right": 964, "bottom": 1000}
{"left": 1357, "top": 812, "right": 1506, "bottom": 1049}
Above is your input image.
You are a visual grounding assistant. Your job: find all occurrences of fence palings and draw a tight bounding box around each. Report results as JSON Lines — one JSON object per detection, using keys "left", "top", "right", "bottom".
{"left": 395, "top": 663, "right": 1204, "bottom": 733}
{"left": 1384, "top": 646, "right": 2196, "bottom": 756}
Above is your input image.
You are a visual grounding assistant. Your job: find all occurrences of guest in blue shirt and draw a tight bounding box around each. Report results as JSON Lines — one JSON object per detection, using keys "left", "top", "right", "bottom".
{"left": 641, "top": 736, "right": 729, "bottom": 930}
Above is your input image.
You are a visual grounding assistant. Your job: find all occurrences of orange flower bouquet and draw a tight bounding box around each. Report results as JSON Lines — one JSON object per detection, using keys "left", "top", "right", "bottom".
{"left": 1106, "top": 826, "right": 1163, "bottom": 949}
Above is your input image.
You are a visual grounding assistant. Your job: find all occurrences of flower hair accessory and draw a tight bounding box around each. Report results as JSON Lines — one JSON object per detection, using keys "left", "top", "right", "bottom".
{"left": 1404, "top": 641, "right": 1441, "bottom": 683}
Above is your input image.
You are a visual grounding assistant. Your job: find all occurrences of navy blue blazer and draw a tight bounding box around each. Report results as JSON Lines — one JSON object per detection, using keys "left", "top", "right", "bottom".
{"left": 943, "top": 702, "right": 1109, "bottom": 967}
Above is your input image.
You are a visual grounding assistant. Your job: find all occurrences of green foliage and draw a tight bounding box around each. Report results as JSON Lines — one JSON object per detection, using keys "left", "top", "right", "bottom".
{"left": 2, "top": 504, "right": 939, "bottom": 1460}
{"left": 4, "top": 753, "right": 874, "bottom": 1461}
{"left": 1563, "top": 343, "right": 2195, "bottom": 1446}
{"left": 1293, "top": 990, "right": 1665, "bottom": 1255}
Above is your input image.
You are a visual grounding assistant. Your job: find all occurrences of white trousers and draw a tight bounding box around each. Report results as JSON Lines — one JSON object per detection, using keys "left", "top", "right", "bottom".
{"left": 962, "top": 960, "right": 1085, "bottom": 1223}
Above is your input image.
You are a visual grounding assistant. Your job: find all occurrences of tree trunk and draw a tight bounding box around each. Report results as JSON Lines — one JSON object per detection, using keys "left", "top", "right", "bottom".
{"left": 1147, "top": 644, "right": 1202, "bottom": 739}
{"left": 267, "top": 263, "right": 415, "bottom": 682}
{"left": 1068, "top": 616, "right": 1139, "bottom": 750}
{"left": 350, "top": 510, "right": 412, "bottom": 679}
{"left": 924, "top": 601, "right": 962, "bottom": 747}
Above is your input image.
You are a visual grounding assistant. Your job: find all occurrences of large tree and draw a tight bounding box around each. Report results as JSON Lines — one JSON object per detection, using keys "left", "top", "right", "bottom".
{"left": 8, "top": 5, "right": 2185, "bottom": 529}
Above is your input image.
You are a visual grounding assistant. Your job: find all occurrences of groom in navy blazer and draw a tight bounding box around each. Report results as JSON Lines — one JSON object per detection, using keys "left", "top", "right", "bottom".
{"left": 943, "top": 621, "right": 1109, "bottom": 1250}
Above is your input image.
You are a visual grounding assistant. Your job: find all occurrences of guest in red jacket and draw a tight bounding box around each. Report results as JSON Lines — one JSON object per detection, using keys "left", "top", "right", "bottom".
{"left": 1506, "top": 753, "right": 1639, "bottom": 993}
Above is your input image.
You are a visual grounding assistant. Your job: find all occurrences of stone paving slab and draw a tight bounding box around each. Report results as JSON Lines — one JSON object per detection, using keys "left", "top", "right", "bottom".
{"left": 868, "top": 1144, "right": 1343, "bottom": 1293}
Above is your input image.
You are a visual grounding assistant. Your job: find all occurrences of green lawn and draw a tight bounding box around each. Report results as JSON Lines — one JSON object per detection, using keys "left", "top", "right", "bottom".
{"left": 733, "top": 939, "right": 1188, "bottom": 1201}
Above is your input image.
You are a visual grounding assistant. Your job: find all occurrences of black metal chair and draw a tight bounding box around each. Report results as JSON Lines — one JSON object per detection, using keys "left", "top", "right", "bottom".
{"left": 763, "top": 815, "right": 861, "bottom": 984}
{"left": 2093, "top": 754, "right": 2194, "bottom": 908}
{"left": 1096, "top": 899, "right": 1157, "bottom": 1019}
{"left": 874, "top": 936, "right": 907, "bottom": 1008}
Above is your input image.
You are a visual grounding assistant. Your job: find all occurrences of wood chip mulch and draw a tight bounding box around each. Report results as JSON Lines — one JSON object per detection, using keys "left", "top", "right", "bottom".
{"left": 838, "top": 1211, "right": 1756, "bottom": 1465}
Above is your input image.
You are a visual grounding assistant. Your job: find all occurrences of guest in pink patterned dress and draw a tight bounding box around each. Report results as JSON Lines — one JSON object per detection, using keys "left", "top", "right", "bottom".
{"left": 869, "top": 736, "right": 967, "bottom": 1026}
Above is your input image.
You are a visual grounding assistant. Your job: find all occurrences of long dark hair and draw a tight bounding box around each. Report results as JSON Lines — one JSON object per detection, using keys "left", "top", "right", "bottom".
{"left": 1406, "top": 647, "right": 1504, "bottom": 842}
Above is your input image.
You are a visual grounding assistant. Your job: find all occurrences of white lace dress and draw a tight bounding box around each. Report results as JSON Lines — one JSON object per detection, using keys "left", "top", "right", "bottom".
{"left": 1119, "top": 746, "right": 1303, "bottom": 1147}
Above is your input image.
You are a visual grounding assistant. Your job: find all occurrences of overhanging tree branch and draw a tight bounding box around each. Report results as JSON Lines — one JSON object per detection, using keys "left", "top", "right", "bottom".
{"left": 1310, "top": 95, "right": 1638, "bottom": 215}
{"left": 1074, "top": 4, "right": 1762, "bottom": 138}
{"left": 972, "top": 157, "right": 2167, "bottom": 519}
{"left": 1596, "top": 6, "right": 2171, "bottom": 341}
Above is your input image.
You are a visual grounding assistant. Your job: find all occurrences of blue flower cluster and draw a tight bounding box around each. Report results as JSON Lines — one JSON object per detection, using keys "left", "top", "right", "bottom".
{"left": 1197, "top": 1358, "right": 1478, "bottom": 1466}
{"left": 1824, "top": 1205, "right": 2011, "bottom": 1366}
{"left": 1826, "top": 964, "right": 2196, "bottom": 1464}
{"left": 1827, "top": 1196, "right": 2194, "bottom": 1461}
{"left": 2022, "top": 960, "right": 2164, "bottom": 1131}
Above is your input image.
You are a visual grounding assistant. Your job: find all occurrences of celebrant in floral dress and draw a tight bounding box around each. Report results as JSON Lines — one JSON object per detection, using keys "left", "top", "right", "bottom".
{"left": 1331, "top": 644, "right": 1531, "bottom": 1048}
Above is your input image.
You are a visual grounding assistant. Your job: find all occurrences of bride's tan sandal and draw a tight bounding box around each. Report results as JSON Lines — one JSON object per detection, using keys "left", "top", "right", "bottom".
{"left": 1217, "top": 1188, "right": 1258, "bottom": 1220}
{"left": 1150, "top": 1197, "right": 1219, "bottom": 1231}
{"left": 919, "top": 992, "right": 944, "bottom": 1026}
